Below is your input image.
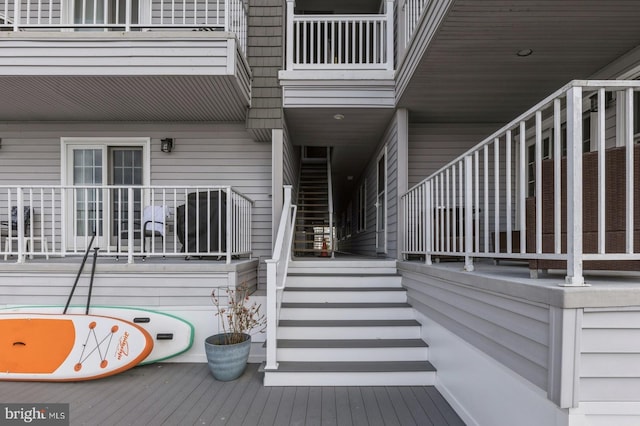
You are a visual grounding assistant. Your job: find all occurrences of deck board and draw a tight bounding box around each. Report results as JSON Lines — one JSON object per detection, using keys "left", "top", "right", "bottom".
{"left": 0, "top": 363, "right": 466, "bottom": 425}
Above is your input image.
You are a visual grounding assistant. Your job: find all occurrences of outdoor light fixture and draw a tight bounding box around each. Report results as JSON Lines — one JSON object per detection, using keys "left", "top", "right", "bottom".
{"left": 333, "top": 113, "right": 345, "bottom": 120}
{"left": 160, "top": 138, "right": 174, "bottom": 153}
{"left": 516, "top": 48, "right": 533, "bottom": 57}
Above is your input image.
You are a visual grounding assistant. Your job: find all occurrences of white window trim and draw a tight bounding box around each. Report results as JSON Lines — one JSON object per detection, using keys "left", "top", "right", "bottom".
{"left": 61, "top": 137, "right": 151, "bottom": 187}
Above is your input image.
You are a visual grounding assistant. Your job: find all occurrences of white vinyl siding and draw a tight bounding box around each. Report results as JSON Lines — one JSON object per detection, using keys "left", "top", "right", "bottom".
{"left": 580, "top": 309, "right": 640, "bottom": 402}
{"left": 400, "top": 263, "right": 551, "bottom": 393}
{"left": 343, "top": 111, "right": 399, "bottom": 257}
{"left": 0, "top": 123, "right": 272, "bottom": 260}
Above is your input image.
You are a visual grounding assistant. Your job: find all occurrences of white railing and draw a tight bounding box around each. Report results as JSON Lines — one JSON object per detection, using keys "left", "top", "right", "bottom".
{"left": 264, "top": 186, "right": 297, "bottom": 370}
{"left": 402, "top": 80, "right": 640, "bottom": 286}
{"left": 0, "top": 0, "right": 247, "bottom": 54}
{"left": 0, "top": 185, "right": 253, "bottom": 264}
{"left": 285, "top": 0, "right": 394, "bottom": 70}
{"left": 403, "top": 0, "right": 430, "bottom": 48}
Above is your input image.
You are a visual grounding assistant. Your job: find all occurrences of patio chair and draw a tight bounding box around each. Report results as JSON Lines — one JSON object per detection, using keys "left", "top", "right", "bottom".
{"left": 1, "top": 206, "right": 48, "bottom": 260}
{"left": 143, "top": 205, "right": 170, "bottom": 255}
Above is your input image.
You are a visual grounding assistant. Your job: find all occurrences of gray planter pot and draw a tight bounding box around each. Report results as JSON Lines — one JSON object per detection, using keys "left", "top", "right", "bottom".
{"left": 204, "top": 333, "right": 251, "bottom": 381}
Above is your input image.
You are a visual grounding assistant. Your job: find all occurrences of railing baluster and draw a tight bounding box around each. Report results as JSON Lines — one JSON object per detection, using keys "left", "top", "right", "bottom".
{"left": 519, "top": 121, "right": 527, "bottom": 254}
{"left": 535, "top": 111, "right": 542, "bottom": 254}
{"left": 625, "top": 87, "right": 635, "bottom": 254}
{"left": 505, "top": 130, "right": 512, "bottom": 254}
{"left": 597, "top": 89, "right": 606, "bottom": 254}
{"left": 553, "top": 99, "right": 562, "bottom": 254}
{"left": 494, "top": 138, "right": 500, "bottom": 254}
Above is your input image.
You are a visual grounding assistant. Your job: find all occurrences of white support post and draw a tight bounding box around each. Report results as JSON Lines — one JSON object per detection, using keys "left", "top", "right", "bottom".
{"left": 563, "top": 86, "right": 585, "bottom": 286}
{"left": 385, "top": 0, "right": 394, "bottom": 71}
{"left": 464, "top": 156, "right": 474, "bottom": 272}
{"left": 286, "top": 0, "right": 295, "bottom": 70}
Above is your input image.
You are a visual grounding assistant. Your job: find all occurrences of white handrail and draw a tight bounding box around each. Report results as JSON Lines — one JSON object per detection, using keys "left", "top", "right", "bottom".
{"left": 327, "top": 148, "right": 335, "bottom": 258}
{"left": 0, "top": 185, "right": 253, "bottom": 263}
{"left": 265, "top": 185, "right": 297, "bottom": 371}
{"left": 402, "top": 80, "right": 640, "bottom": 286}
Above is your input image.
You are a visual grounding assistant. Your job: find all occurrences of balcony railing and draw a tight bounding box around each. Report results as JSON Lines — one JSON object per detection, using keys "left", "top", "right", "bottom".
{"left": 403, "top": 0, "right": 430, "bottom": 48}
{"left": 285, "top": 0, "right": 394, "bottom": 71}
{"left": 0, "top": 185, "right": 253, "bottom": 264}
{"left": 0, "top": 0, "right": 247, "bottom": 53}
{"left": 401, "top": 80, "right": 640, "bottom": 285}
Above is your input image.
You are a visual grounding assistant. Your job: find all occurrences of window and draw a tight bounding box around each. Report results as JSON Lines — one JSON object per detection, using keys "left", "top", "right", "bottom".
{"left": 357, "top": 180, "right": 366, "bottom": 232}
{"left": 62, "top": 138, "right": 150, "bottom": 250}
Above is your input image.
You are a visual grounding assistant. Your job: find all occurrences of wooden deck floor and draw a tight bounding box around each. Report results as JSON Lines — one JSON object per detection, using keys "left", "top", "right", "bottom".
{"left": 0, "top": 363, "right": 466, "bottom": 426}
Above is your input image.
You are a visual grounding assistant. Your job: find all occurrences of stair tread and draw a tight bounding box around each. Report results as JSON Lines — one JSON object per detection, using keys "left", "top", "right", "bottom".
{"left": 279, "top": 319, "right": 420, "bottom": 327}
{"left": 272, "top": 361, "right": 436, "bottom": 373}
{"left": 285, "top": 287, "right": 405, "bottom": 292}
{"left": 288, "top": 273, "right": 400, "bottom": 277}
{"left": 278, "top": 339, "right": 428, "bottom": 348}
{"left": 281, "top": 302, "right": 411, "bottom": 308}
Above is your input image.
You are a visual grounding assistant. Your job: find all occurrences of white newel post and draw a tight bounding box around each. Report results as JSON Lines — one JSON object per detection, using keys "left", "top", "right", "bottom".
{"left": 564, "top": 86, "right": 585, "bottom": 286}
{"left": 286, "top": 0, "right": 295, "bottom": 70}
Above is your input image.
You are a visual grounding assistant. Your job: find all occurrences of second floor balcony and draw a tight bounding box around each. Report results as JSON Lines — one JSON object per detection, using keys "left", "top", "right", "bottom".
{"left": 0, "top": 0, "right": 251, "bottom": 122}
{"left": 0, "top": 0, "right": 247, "bottom": 53}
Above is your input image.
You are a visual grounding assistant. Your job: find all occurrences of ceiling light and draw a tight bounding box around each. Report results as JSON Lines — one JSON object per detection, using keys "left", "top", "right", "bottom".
{"left": 516, "top": 49, "right": 533, "bottom": 57}
{"left": 333, "top": 114, "right": 345, "bottom": 120}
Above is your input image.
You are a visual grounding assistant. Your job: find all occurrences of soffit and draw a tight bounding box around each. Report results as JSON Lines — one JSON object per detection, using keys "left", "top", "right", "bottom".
{"left": 398, "top": 0, "right": 640, "bottom": 123}
{"left": 0, "top": 75, "right": 248, "bottom": 122}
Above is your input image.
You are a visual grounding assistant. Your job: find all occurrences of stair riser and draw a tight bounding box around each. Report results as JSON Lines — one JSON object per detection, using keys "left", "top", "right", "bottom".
{"left": 280, "top": 308, "right": 415, "bottom": 320}
{"left": 286, "top": 276, "right": 402, "bottom": 288}
{"left": 277, "top": 326, "right": 421, "bottom": 340}
{"left": 276, "top": 347, "right": 429, "bottom": 362}
{"left": 263, "top": 371, "right": 436, "bottom": 387}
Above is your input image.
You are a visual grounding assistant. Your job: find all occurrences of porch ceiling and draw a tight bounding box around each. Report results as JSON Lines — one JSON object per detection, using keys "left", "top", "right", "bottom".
{"left": 398, "top": 0, "right": 640, "bottom": 123}
{"left": 284, "top": 107, "right": 395, "bottom": 194}
{"left": 0, "top": 75, "right": 249, "bottom": 122}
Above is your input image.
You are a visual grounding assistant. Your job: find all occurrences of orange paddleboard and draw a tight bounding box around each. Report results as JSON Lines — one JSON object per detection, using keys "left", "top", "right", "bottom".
{"left": 0, "top": 314, "right": 153, "bottom": 381}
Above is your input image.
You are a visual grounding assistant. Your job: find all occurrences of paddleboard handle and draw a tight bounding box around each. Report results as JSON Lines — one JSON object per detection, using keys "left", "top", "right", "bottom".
{"left": 133, "top": 317, "right": 151, "bottom": 323}
{"left": 156, "top": 333, "right": 174, "bottom": 340}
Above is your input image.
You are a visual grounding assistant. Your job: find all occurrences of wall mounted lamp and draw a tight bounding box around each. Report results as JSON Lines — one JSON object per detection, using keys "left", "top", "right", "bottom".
{"left": 160, "top": 138, "right": 174, "bottom": 153}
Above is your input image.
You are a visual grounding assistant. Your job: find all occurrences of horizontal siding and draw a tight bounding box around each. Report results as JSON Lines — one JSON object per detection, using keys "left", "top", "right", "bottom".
{"left": 580, "top": 309, "right": 640, "bottom": 402}
{"left": 399, "top": 263, "right": 551, "bottom": 392}
{"left": 342, "top": 112, "right": 398, "bottom": 257}
{"left": 282, "top": 84, "right": 396, "bottom": 108}
{"left": 0, "top": 123, "right": 272, "bottom": 261}
{"left": 0, "top": 257, "right": 258, "bottom": 306}
{"left": 0, "top": 36, "right": 234, "bottom": 74}
{"left": 408, "top": 123, "right": 498, "bottom": 188}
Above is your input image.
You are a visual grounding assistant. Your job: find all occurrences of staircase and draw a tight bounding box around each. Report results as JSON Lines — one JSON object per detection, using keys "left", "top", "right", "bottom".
{"left": 262, "top": 260, "right": 436, "bottom": 386}
{"left": 293, "top": 157, "right": 332, "bottom": 257}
